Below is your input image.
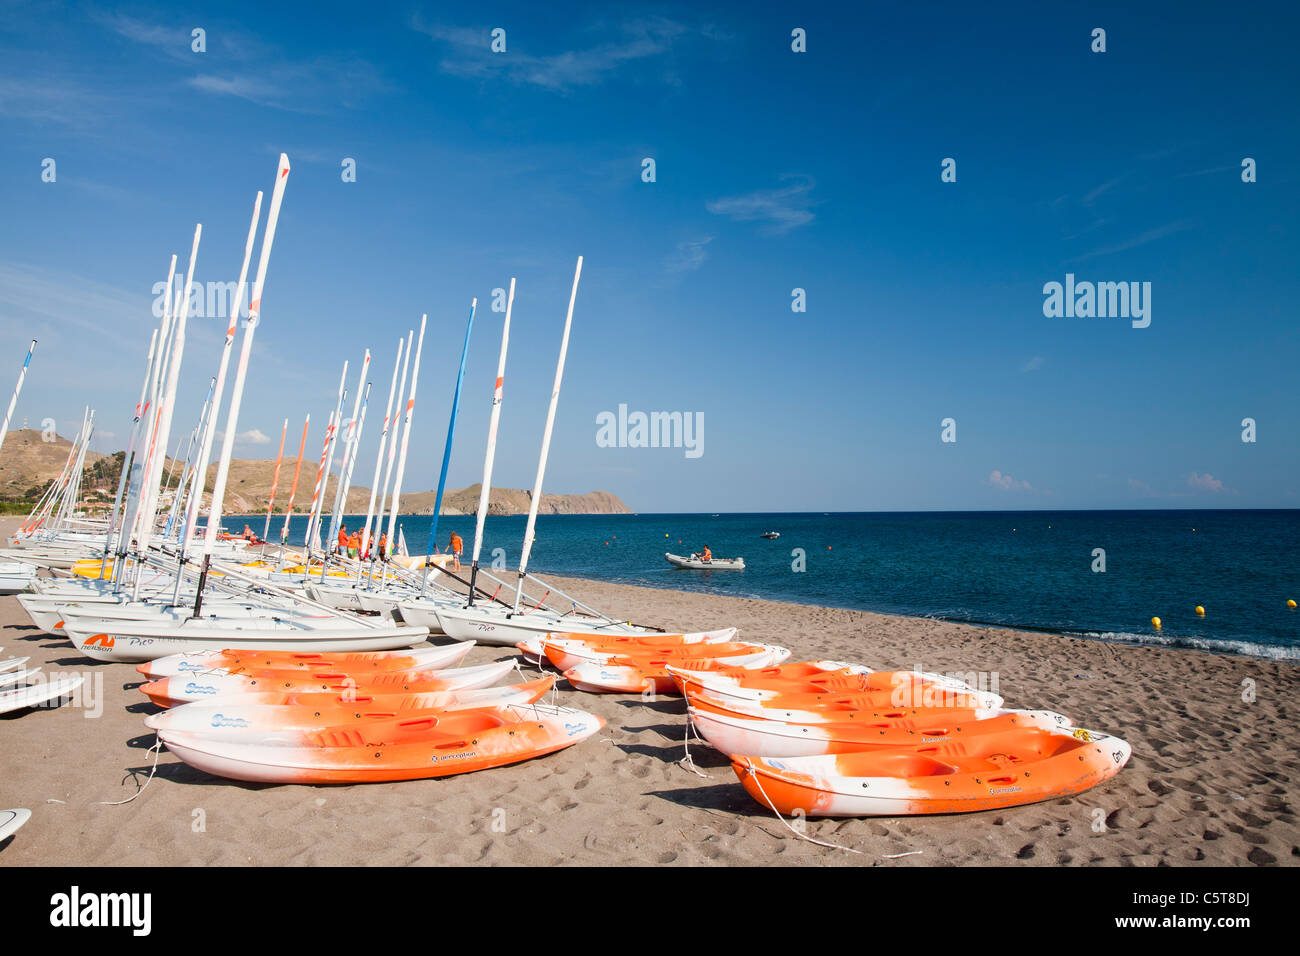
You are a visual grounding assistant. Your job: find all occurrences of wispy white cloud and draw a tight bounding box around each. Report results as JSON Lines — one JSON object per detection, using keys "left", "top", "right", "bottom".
{"left": 414, "top": 16, "right": 691, "bottom": 90}
{"left": 0, "top": 76, "right": 106, "bottom": 127}
{"left": 707, "top": 176, "right": 817, "bottom": 234}
{"left": 665, "top": 236, "right": 714, "bottom": 274}
{"left": 1021, "top": 355, "right": 1044, "bottom": 372}
{"left": 1070, "top": 219, "right": 1193, "bottom": 263}
{"left": 94, "top": 12, "right": 386, "bottom": 113}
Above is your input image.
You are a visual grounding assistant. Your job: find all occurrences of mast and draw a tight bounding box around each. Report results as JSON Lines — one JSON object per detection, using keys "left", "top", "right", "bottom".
{"left": 194, "top": 153, "right": 291, "bottom": 614}
{"left": 132, "top": 223, "right": 202, "bottom": 599}
{"left": 278, "top": 413, "right": 310, "bottom": 557}
{"left": 99, "top": 329, "right": 157, "bottom": 576}
{"left": 163, "top": 375, "right": 215, "bottom": 540}
{"left": 0, "top": 339, "right": 36, "bottom": 456}
{"left": 357, "top": 338, "right": 403, "bottom": 576}
{"left": 115, "top": 255, "right": 176, "bottom": 582}
{"left": 326, "top": 351, "right": 370, "bottom": 553}
{"left": 177, "top": 191, "right": 264, "bottom": 566}
{"left": 334, "top": 383, "right": 370, "bottom": 545}
{"left": 383, "top": 314, "right": 427, "bottom": 557}
{"left": 367, "top": 330, "right": 412, "bottom": 573}
{"left": 423, "top": 298, "right": 476, "bottom": 586}
{"left": 303, "top": 411, "right": 336, "bottom": 555}
{"left": 465, "top": 279, "right": 514, "bottom": 604}
{"left": 305, "top": 362, "right": 347, "bottom": 555}
{"left": 513, "top": 256, "right": 583, "bottom": 612}
{"left": 261, "top": 417, "right": 288, "bottom": 544}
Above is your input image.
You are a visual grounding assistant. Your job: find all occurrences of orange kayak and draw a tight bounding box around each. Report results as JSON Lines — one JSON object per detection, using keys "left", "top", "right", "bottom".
{"left": 667, "top": 661, "right": 991, "bottom": 706}
{"left": 157, "top": 703, "right": 605, "bottom": 784}
{"left": 141, "top": 660, "right": 516, "bottom": 708}
{"left": 732, "top": 726, "right": 1131, "bottom": 815}
{"left": 515, "top": 627, "right": 738, "bottom": 662}
{"left": 144, "top": 676, "right": 557, "bottom": 737}
{"left": 543, "top": 639, "right": 781, "bottom": 672}
{"left": 136, "top": 642, "right": 474, "bottom": 680}
{"left": 562, "top": 645, "right": 792, "bottom": 694}
{"left": 682, "top": 682, "right": 1003, "bottom": 723}
{"left": 688, "top": 695, "right": 1071, "bottom": 757}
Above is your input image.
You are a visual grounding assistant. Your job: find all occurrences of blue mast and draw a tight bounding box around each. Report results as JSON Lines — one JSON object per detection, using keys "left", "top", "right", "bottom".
{"left": 423, "top": 298, "right": 476, "bottom": 587}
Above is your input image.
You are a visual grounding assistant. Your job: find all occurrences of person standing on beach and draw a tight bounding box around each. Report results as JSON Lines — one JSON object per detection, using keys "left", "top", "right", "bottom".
{"left": 337, "top": 523, "right": 349, "bottom": 556}
{"left": 449, "top": 531, "right": 463, "bottom": 571}
{"left": 376, "top": 532, "right": 387, "bottom": 560}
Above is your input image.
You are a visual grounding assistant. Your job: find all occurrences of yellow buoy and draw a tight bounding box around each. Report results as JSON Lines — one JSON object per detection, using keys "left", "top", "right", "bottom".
{"left": 1151, "top": 616, "right": 1162, "bottom": 629}
{"left": 1289, "top": 599, "right": 1298, "bottom": 609}
{"left": 1195, "top": 606, "right": 1205, "bottom": 616}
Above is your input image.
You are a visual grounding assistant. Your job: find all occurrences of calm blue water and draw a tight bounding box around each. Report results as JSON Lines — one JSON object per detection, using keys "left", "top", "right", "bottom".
{"left": 249, "top": 510, "right": 1300, "bottom": 661}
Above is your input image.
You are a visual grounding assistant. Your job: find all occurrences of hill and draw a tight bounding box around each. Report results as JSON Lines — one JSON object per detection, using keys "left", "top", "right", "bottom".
{"left": 0, "top": 430, "right": 632, "bottom": 515}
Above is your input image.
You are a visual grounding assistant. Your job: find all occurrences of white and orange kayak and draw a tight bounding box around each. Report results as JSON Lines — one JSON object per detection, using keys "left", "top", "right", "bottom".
{"left": 145, "top": 675, "right": 556, "bottom": 718}
{"left": 144, "top": 676, "right": 558, "bottom": 737}
{"left": 157, "top": 702, "right": 605, "bottom": 784}
{"left": 543, "top": 638, "right": 782, "bottom": 673}
{"left": 668, "top": 660, "right": 986, "bottom": 706}
{"left": 136, "top": 642, "right": 475, "bottom": 681}
{"left": 689, "top": 696, "right": 1072, "bottom": 758}
{"left": 682, "top": 682, "right": 1003, "bottom": 722}
{"left": 141, "top": 660, "right": 516, "bottom": 708}
{"left": 563, "top": 645, "right": 792, "bottom": 694}
{"left": 731, "top": 726, "right": 1131, "bottom": 816}
{"left": 516, "top": 627, "right": 738, "bottom": 664}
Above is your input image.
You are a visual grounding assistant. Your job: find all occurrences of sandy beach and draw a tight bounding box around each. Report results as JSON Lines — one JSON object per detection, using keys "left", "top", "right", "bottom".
{"left": 1, "top": 521, "right": 1296, "bottom": 867}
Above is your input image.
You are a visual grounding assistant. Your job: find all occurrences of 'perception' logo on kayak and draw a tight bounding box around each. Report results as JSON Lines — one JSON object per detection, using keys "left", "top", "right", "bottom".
{"left": 183, "top": 682, "right": 219, "bottom": 696}
{"left": 210, "top": 714, "right": 249, "bottom": 729}
{"left": 596, "top": 404, "right": 703, "bottom": 459}
{"left": 564, "top": 722, "right": 589, "bottom": 737}
{"left": 49, "top": 886, "right": 151, "bottom": 936}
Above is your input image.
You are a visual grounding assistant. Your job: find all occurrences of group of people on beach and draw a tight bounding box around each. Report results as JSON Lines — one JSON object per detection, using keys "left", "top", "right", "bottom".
{"left": 335, "top": 524, "right": 387, "bottom": 560}
{"left": 332, "top": 524, "right": 466, "bottom": 570}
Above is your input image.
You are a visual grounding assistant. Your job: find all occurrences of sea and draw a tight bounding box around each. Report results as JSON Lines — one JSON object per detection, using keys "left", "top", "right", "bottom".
{"left": 251, "top": 509, "right": 1300, "bottom": 662}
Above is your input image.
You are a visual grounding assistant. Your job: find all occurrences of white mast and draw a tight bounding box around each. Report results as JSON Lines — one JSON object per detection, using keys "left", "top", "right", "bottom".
{"left": 279, "top": 413, "right": 310, "bottom": 549}
{"left": 466, "top": 278, "right": 515, "bottom": 604}
{"left": 326, "top": 350, "right": 370, "bottom": 550}
{"left": 368, "top": 330, "right": 412, "bottom": 566}
{"left": 115, "top": 256, "right": 175, "bottom": 578}
{"left": 513, "top": 256, "right": 582, "bottom": 612}
{"left": 0, "top": 339, "right": 36, "bottom": 457}
{"left": 357, "top": 338, "right": 402, "bottom": 573}
{"left": 303, "top": 411, "right": 335, "bottom": 554}
{"left": 100, "top": 328, "right": 157, "bottom": 575}
{"left": 178, "top": 191, "right": 263, "bottom": 561}
{"left": 383, "top": 314, "right": 426, "bottom": 555}
{"left": 195, "top": 153, "right": 291, "bottom": 611}
{"left": 133, "top": 223, "right": 202, "bottom": 592}
{"left": 336, "top": 383, "right": 370, "bottom": 536}
{"left": 306, "top": 361, "right": 347, "bottom": 556}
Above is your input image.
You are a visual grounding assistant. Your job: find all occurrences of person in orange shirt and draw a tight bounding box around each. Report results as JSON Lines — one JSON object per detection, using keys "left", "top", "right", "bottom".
{"left": 347, "top": 530, "right": 361, "bottom": 559}
{"left": 694, "top": 545, "right": 712, "bottom": 563}
{"left": 376, "top": 532, "right": 387, "bottom": 560}
{"left": 448, "top": 531, "right": 463, "bottom": 571}
{"left": 337, "top": 524, "right": 349, "bottom": 555}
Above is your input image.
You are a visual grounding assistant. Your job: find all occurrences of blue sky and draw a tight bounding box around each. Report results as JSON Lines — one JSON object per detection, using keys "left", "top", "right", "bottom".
{"left": 1, "top": 1, "right": 1296, "bottom": 512}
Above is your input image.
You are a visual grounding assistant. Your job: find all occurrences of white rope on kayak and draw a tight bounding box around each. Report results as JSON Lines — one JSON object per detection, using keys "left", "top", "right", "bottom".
{"left": 98, "top": 735, "right": 162, "bottom": 806}
{"left": 744, "top": 764, "right": 863, "bottom": 855}
{"left": 677, "top": 712, "right": 709, "bottom": 778}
